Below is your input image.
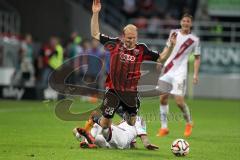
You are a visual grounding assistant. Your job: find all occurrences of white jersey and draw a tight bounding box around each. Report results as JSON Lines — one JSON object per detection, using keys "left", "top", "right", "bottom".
{"left": 90, "top": 116, "right": 147, "bottom": 149}
{"left": 164, "top": 29, "right": 200, "bottom": 77}
{"left": 157, "top": 29, "right": 200, "bottom": 96}
{"left": 117, "top": 116, "right": 147, "bottom": 144}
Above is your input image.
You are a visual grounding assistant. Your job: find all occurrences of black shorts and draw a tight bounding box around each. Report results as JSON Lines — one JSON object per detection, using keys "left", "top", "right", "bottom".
{"left": 100, "top": 89, "right": 140, "bottom": 119}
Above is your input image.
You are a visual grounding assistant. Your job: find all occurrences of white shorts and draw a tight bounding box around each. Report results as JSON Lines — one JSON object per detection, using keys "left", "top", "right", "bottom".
{"left": 95, "top": 135, "right": 111, "bottom": 148}
{"left": 158, "top": 73, "right": 187, "bottom": 96}
{"left": 91, "top": 124, "right": 131, "bottom": 149}
{"left": 108, "top": 125, "right": 130, "bottom": 149}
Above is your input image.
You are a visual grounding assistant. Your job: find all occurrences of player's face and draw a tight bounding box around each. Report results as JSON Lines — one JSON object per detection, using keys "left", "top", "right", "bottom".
{"left": 123, "top": 30, "right": 137, "bottom": 49}
{"left": 180, "top": 17, "right": 192, "bottom": 32}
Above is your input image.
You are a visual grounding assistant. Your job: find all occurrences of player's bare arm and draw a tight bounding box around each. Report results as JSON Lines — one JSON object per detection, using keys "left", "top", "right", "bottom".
{"left": 156, "top": 32, "right": 176, "bottom": 71}
{"left": 140, "top": 135, "right": 159, "bottom": 150}
{"left": 157, "top": 32, "right": 177, "bottom": 63}
{"left": 193, "top": 55, "right": 200, "bottom": 84}
{"left": 91, "top": 0, "right": 101, "bottom": 40}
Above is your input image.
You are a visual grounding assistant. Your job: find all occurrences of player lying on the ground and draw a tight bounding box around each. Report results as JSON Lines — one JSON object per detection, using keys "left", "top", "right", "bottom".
{"left": 73, "top": 115, "right": 159, "bottom": 150}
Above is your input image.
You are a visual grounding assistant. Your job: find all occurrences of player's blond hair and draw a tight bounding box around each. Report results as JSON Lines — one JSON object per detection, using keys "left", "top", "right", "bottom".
{"left": 123, "top": 24, "right": 138, "bottom": 34}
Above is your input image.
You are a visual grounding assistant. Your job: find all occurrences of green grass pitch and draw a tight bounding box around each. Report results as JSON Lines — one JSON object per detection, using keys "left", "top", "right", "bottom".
{"left": 0, "top": 98, "right": 240, "bottom": 160}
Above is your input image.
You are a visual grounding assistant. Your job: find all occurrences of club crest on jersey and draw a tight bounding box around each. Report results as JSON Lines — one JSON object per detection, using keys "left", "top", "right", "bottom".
{"left": 104, "top": 41, "right": 116, "bottom": 51}
{"left": 133, "top": 49, "right": 140, "bottom": 55}
{"left": 185, "top": 38, "right": 194, "bottom": 45}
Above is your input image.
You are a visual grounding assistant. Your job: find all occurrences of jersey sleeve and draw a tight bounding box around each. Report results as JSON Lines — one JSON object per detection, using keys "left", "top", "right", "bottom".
{"left": 192, "top": 38, "right": 201, "bottom": 56}
{"left": 135, "top": 116, "right": 147, "bottom": 136}
{"left": 142, "top": 44, "right": 159, "bottom": 61}
{"left": 99, "top": 33, "right": 119, "bottom": 45}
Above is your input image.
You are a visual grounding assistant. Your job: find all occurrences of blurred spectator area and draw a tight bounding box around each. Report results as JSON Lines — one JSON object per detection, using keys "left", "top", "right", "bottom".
{"left": 1, "top": 0, "right": 240, "bottom": 45}
{"left": 0, "top": 0, "right": 20, "bottom": 34}
{"left": 78, "top": 0, "right": 240, "bottom": 45}
{"left": 78, "top": 0, "right": 198, "bottom": 31}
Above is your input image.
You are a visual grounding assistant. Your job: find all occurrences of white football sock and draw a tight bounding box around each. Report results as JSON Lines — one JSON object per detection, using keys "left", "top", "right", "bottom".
{"left": 160, "top": 104, "right": 169, "bottom": 129}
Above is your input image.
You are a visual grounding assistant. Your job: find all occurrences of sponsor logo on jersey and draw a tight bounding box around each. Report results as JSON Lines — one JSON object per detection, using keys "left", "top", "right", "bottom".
{"left": 120, "top": 53, "right": 136, "bottom": 62}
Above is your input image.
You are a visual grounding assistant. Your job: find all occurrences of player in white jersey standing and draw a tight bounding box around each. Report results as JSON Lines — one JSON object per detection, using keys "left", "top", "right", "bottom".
{"left": 156, "top": 14, "right": 201, "bottom": 137}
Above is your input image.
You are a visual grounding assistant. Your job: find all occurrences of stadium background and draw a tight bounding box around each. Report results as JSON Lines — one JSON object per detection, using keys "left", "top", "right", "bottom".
{"left": 0, "top": 0, "right": 239, "bottom": 160}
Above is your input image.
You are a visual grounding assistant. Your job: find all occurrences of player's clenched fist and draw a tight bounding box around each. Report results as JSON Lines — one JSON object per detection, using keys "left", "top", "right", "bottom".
{"left": 170, "top": 32, "right": 177, "bottom": 47}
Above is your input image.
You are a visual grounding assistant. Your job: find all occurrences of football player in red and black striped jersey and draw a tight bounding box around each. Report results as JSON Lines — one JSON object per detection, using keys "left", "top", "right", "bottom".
{"left": 89, "top": 0, "right": 176, "bottom": 141}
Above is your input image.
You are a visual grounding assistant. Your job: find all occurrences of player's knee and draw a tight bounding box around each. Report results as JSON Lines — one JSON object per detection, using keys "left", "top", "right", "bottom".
{"left": 100, "top": 117, "right": 112, "bottom": 129}
{"left": 160, "top": 97, "right": 168, "bottom": 105}
{"left": 160, "top": 95, "right": 169, "bottom": 105}
{"left": 160, "top": 99, "right": 168, "bottom": 105}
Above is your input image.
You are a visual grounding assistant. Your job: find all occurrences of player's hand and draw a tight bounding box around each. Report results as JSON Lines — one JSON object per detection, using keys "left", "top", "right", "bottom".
{"left": 170, "top": 32, "right": 177, "bottom": 47}
{"left": 92, "top": 0, "right": 101, "bottom": 13}
{"left": 146, "top": 144, "right": 159, "bottom": 150}
{"left": 193, "top": 75, "right": 199, "bottom": 85}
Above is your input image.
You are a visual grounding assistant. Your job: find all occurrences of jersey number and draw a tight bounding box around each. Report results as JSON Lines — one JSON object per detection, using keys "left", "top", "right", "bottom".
{"left": 105, "top": 107, "right": 115, "bottom": 116}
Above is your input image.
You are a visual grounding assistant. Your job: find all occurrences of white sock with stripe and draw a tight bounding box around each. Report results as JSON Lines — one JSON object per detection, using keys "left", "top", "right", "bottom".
{"left": 160, "top": 104, "right": 169, "bottom": 129}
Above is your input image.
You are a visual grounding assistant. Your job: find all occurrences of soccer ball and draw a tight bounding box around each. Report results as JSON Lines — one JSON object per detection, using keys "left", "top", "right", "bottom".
{"left": 171, "top": 139, "right": 190, "bottom": 156}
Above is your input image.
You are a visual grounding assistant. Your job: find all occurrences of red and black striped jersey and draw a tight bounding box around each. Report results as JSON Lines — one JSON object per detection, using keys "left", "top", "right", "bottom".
{"left": 100, "top": 34, "right": 159, "bottom": 92}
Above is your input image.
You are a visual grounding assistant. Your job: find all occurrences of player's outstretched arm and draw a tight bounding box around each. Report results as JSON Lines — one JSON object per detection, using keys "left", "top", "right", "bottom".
{"left": 193, "top": 55, "right": 200, "bottom": 84}
{"left": 140, "top": 135, "right": 159, "bottom": 150}
{"left": 91, "top": 0, "right": 101, "bottom": 40}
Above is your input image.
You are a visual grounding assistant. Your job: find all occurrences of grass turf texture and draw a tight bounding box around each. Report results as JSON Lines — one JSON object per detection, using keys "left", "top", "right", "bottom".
{"left": 0, "top": 98, "right": 240, "bottom": 160}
